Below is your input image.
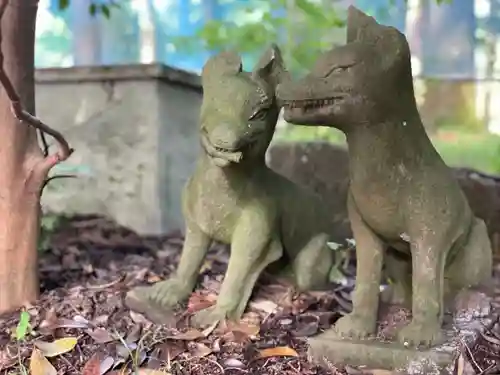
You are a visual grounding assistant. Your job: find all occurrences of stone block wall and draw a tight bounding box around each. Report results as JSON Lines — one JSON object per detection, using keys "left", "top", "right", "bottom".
{"left": 36, "top": 64, "right": 202, "bottom": 235}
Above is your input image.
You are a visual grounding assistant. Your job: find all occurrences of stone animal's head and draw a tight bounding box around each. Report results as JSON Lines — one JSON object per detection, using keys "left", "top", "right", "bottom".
{"left": 277, "top": 6, "right": 415, "bottom": 130}
{"left": 200, "top": 44, "right": 288, "bottom": 167}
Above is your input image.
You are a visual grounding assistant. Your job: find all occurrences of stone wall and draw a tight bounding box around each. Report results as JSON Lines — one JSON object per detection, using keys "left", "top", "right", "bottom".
{"left": 36, "top": 64, "right": 202, "bottom": 235}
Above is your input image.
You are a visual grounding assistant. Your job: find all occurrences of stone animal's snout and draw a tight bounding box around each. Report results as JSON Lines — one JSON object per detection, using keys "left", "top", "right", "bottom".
{"left": 201, "top": 121, "right": 264, "bottom": 168}
{"left": 276, "top": 60, "right": 355, "bottom": 129}
{"left": 209, "top": 123, "right": 251, "bottom": 152}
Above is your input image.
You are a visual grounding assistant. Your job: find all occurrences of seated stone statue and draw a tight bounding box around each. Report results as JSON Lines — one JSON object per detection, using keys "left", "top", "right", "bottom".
{"left": 126, "top": 45, "right": 340, "bottom": 328}
{"left": 276, "top": 6, "right": 492, "bottom": 348}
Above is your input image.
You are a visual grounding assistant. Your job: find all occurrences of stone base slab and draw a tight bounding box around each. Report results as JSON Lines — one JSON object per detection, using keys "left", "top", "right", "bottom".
{"left": 308, "top": 288, "right": 494, "bottom": 374}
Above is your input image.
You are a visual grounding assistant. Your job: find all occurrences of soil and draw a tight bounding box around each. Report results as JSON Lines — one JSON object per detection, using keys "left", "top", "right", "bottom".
{"left": 0, "top": 214, "right": 499, "bottom": 375}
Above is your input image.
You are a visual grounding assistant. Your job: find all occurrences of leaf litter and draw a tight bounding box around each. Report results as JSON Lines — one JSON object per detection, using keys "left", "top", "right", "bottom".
{"left": 0, "top": 214, "right": 498, "bottom": 375}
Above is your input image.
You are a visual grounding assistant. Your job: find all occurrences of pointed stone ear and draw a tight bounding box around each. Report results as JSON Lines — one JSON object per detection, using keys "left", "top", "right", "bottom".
{"left": 202, "top": 51, "right": 242, "bottom": 86}
{"left": 251, "top": 43, "right": 289, "bottom": 89}
{"left": 346, "top": 5, "right": 409, "bottom": 71}
{"left": 346, "top": 5, "right": 380, "bottom": 44}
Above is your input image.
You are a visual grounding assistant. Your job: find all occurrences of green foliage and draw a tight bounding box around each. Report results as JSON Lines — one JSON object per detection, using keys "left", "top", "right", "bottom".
{"left": 58, "top": 0, "right": 120, "bottom": 18}
{"left": 15, "top": 311, "right": 31, "bottom": 341}
{"left": 172, "top": 0, "right": 454, "bottom": 75}
{"left": 172, "top": 0, "right": 346, "bottom": 75}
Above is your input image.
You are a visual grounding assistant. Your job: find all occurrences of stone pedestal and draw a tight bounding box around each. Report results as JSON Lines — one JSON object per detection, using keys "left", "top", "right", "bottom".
{"left": 309, "top": 288, "right": 494, "bottom": 374}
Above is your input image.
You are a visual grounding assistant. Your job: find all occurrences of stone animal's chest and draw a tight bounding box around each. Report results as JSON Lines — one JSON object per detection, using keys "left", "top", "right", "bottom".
{"left": 350, "top": 182, "right": 406, "bottom": 241}
{"left": 190, "top": 187, "right": 241, "bottom": 244}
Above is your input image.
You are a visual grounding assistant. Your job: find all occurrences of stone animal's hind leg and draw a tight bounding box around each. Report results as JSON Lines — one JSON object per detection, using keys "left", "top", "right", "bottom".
{"left": 382, "top": 250, "right": 412, "bottom": 308}
{"left": 395, "top": 231, "right": 447, "bottom": 348}
{"left": 232, "top": 239, "right": 284, "bottom": 319}
{"left": 191, "top": 211, "right": 283, "bottom": 328}
{"left": 446, "top": 218, "right": 493, "bottom": 292}
{"left": 125, "top": 221, "right": 211, "bottom": 321}
{"left": 292, "top": 233, "right": 333, "bottom": 291}
{"left": 333, "top": 193, "right": 385, "bottom": 339}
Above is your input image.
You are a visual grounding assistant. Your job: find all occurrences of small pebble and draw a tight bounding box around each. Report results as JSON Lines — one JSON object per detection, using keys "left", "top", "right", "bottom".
{"left": 224, "top": 358, "right": 245, "bottom": 368}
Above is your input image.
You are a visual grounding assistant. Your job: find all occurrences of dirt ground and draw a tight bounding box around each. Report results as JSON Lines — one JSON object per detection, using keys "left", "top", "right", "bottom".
{"left": 0, "top": 215, "right": 499, "bottom": 375}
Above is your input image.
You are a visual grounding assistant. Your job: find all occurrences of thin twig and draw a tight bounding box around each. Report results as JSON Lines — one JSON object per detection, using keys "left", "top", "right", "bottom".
{"left": 0, "top": 0, "right": 73, "bottom": 174}
{"left": 40, "top": 174, "right": 76, "bottom": 194}
{"left": 460, "top": 337, "right": 483, "bottom": 374}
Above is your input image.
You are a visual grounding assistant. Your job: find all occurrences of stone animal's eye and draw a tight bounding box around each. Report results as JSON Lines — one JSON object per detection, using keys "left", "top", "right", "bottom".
{"left": 249, "top": 108, "right": 267, "bottom": 121}
{"left": 324, "top": 65, "right": 350, "bottom": 77}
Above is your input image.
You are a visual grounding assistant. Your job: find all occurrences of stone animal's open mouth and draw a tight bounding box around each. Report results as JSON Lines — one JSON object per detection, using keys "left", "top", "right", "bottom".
{"left": 281, "top": 97, "right": 343, "bottom": 122}
{"left": 283, "top": 98, "right": 337, "bottom": 111}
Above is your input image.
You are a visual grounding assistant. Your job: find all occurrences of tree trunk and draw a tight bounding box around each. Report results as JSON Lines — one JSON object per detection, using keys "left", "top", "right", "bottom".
{"left": 0, "top": 0, "right": 72, "bottom": 314}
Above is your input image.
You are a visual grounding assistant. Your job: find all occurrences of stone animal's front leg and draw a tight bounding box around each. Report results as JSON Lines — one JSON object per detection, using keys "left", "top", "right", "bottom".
{"left": 125, "top": 221, "right": 211, "bottom": 322}
{"left": 192, "top": 210, "right": 283, "bottom": 328}
{"left": 148, "top": 223, "right": 211, "bottom": 305}
{"left": 396, "top": 233, "right": 446, "bottom": 347}
{"left": 333, "top": 193, "right": 384, "bottom": 339}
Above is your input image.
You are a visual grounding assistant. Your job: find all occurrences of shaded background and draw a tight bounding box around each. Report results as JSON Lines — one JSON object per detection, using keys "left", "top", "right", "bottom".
{"left": 35, "top": 0, "right": 500, "bottom": 174}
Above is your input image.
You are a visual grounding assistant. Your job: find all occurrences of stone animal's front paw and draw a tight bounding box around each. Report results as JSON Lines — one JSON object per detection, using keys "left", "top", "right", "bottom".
{"left": 124, "top": 284, "right": 180, "bottom": 325}
{"left": 146, "top": 279, "right": 190, "bottom": 308}
{"left": 396, "top": 320, "right": 444, "bottom": 348}
{"left": 191, "top": 306, "right": 227, "bottom": 329}
{"left": 333, "top": 312, "right": 377, "bottom": 340}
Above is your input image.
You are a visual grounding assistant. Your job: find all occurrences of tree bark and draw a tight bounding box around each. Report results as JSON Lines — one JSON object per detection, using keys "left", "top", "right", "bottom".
{"left": 0, "top": 0, "right": 72, "bottom": 314}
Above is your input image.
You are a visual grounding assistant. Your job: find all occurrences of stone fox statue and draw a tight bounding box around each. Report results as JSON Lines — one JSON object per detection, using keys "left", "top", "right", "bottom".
{"left": 126, "top": 45, "right": 338, "bottom": 328}
{"left": 276, "top": 7, "right": 492, "bottom": 348}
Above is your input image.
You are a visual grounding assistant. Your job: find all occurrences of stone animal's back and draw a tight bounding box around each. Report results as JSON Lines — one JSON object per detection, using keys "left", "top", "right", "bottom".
{"left": 257, "top": 165, "right": 340, "bottom": 253}
{"left": 268, "top": 141, "right": 351, "bottom": 241}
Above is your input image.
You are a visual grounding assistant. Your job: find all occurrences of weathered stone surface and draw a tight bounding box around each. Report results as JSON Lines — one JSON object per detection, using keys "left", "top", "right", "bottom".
{"left": 268, "top": 141, "right": 500, "bottom": 257}
{"left": 309, "top": 288, "right": 495, "bottom": 374}
{"left": 277, "top": 3, "right": 492, "bottom": 352}
{"left": 126, "top": 46, "right": 341, "bottom": 329}
{"left": 36, "top": 64, "right": 202, "bottom": 235}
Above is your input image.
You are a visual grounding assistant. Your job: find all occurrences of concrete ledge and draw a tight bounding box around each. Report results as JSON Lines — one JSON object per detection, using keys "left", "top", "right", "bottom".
{"left": 35, "top": 63, "right": 202, "bottom": 91}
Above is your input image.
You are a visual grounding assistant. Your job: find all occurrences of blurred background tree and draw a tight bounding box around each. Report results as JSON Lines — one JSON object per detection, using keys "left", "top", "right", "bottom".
{"left": 37, "top": 0, "right": 500, "bottom": 174}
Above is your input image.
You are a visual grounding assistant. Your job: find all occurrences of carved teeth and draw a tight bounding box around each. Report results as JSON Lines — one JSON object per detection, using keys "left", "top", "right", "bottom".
{"left": 285, "top": 98, "right": 337, "bottom": 109}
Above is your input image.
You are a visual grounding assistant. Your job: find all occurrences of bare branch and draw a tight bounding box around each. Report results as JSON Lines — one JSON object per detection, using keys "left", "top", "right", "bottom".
{"left": 0, "top": 0, "right": 73, "bottom": 175}
{"left": 40, "top": 174, "right": 77, "bottom": 195}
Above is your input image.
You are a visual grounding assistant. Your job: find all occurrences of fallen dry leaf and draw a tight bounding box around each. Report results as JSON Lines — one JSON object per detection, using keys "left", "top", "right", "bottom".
{"left": 187, "top": 292, "right": 216, "bottom": 314}
{"left": 165, "top": 328, "right": 205, "bottom": 341}
{"left": 87, "top": 328, "right": 115, "bottom": 344}
{"left": 34, "top": 337, "right": 78, "bottom": 357}
{"left": 39, "top": 314, "right": 88, "bottom": 332}
{"left": 129, "top": 310, "right": 151, "bottom": 324}
{"left": 81, "top": 354, "right": 101, "bottom": 375}
{"left": 365, "top": 370, "right": 394, "bottom": 375}
{"left": 456, "top": 354, "right": 465, "bottom": 375}
{"left": 227, "top": 320, "right": 260, "bottom": 337}
{"left": 158, "top": 341, "right": 186, "bottom": 361}
{"left": 258, "top": 346, "right": 299, "bottom": 358}
{"left": 249, "top": 299, "right": 278, "bottom": 314}
{"left": 136, "top": 369, "right": 171, "bottom": 375}
{"left": 107, "top": 370, "right": 130, "bottom": 375}
{"left": 165, "top": 321, "right": 217, "bottom": 341}
{"left": 29, "top": 348, "right": 57, "bottom": 375}
{"left": 125, "top": 324, "right": 142, "bottom": 344}
{"left": 100, "top": 356, "right": 115, "bottom": 374}
{"left": 202, "top": 321, "right": 219, "bottom": 337}
{"left": 191, "top": 342, "right": 212, "bottom": 357}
